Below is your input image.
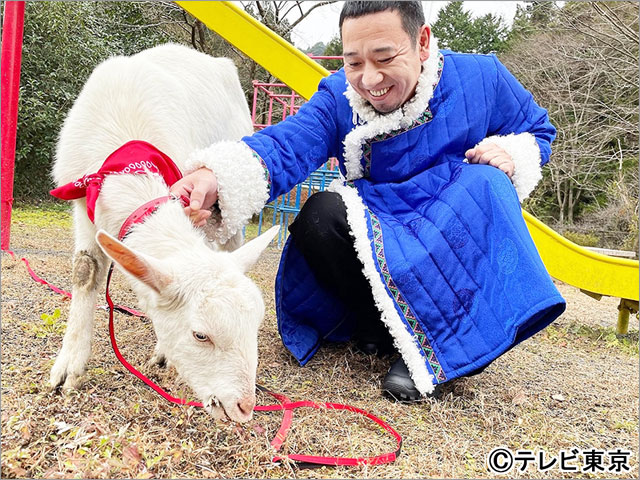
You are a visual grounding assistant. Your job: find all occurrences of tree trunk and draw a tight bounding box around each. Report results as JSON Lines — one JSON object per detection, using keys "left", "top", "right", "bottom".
{"left": 567, "top": 187, "right": 574, "bottom": 224}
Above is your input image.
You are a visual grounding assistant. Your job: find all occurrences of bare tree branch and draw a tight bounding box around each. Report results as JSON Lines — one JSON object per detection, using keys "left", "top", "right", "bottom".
{"left": 593, "top": 2, "right": 638, "bottom": 43}
{"left": 287, "top": 1, "right": 337, "bottom": 32}
{"left": 502, "top": 1, "right": 638, "bottom": 225}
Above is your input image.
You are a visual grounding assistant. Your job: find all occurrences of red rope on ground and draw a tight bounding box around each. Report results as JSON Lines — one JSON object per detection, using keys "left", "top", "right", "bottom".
{"left": 5, "top": 249, "right": 402, "bottom": 466}
{"left": 4, "top": 249, "right": 72, "bottom": 298}
{"left": 3, "top": 249, "right": 145, "bottom": 317}
{"left": 106, "top": 265, "right": 402, "bottom": 466}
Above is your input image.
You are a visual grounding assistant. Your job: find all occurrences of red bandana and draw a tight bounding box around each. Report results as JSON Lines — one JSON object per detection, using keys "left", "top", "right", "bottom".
{"left": 50, "top": 140, "right": 183, "bottom": 223}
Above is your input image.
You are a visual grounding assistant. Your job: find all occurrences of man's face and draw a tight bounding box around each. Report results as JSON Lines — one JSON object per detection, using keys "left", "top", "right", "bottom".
{"left": 342, "top": 10, "right": 430, "bottom": 114}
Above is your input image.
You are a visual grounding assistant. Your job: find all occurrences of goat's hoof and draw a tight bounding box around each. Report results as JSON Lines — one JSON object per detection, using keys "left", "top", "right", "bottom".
{"left": 49, "top": 378, "right": 64, "bottom": 392}
{"left": 50, "top": 367, "right": 84, "bottom": 392}
{"left": 49, "top": 368, "right": 67, "bottom": 391}
{"left": 62, "top": 373, "right": 84, "bottom": 391}
{"left": 149, "top": 353, "right": 166, "bottom": 368}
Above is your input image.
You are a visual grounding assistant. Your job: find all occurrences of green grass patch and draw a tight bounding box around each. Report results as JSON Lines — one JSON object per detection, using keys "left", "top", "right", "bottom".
{"left": 562, "top": 230, "right": 600, "bottom": 247}
{"left": 544, "top": 322, "right": 639, "bottom": 356}
{"left": 612, "top": 419, "right": 637, "bottom": 433}
{"left": 31, "top": 308, "right": 66, "bottom": 338}
{"left": 244, "top": 222, "right": 260, "bottom": 241}
{"left": 244, "top": 217, "right": 285, "bottom": 242}
{"left": 10, "top": 205, "right": 283, "bottom": 240}
{"left": 11, "top": 201, "right": 72, "bottom": 228}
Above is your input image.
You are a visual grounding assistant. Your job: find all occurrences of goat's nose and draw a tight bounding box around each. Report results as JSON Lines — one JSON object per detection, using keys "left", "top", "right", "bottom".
{"left": 237, "top": 394, "right": 256, "bottom": 417}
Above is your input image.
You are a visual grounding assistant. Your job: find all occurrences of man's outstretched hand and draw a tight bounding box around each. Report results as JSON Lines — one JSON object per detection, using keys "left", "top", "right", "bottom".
{"left": 170, "top": 167, "right": 219, "bottom": 227}
{"left": 465, "top": 143, "right": 515, "bottom": 179}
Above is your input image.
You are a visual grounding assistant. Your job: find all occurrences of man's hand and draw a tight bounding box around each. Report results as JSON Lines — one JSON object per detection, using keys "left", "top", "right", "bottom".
{"left": 465, "top": 143, "right": 515, "bottom": 179}
{"left": 170, "top": 167, "right": 218, "bottom": 227}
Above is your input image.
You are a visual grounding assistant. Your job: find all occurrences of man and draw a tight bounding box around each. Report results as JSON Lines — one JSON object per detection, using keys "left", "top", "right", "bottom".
{"left": 171, "top": 1, "right": 566, "bottom": 401}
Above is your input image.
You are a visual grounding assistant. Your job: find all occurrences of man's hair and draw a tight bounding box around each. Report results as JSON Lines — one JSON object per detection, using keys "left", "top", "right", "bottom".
{"left": 339, "top": 1, "right": 425, "bottom": 42}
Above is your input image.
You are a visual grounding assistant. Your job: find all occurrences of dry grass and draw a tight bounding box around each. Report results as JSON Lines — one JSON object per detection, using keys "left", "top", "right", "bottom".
{"left": 2, "top": 206, "right": 638, "bottom": 479}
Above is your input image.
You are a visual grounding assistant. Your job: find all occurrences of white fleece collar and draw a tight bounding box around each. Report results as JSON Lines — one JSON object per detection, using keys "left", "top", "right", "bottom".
{"left": 342, "top": 35, "right": 442, "bottom": 180}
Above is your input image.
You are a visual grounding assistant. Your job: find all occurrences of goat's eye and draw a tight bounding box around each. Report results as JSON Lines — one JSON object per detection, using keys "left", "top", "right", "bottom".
{"left": 192, "top": 331, "right": 209, "bottom": 342}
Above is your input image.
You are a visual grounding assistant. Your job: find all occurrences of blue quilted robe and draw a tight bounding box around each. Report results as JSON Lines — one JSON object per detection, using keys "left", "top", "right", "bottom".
{"left": 243, "top": 49, "right": 566, "bottom": 393}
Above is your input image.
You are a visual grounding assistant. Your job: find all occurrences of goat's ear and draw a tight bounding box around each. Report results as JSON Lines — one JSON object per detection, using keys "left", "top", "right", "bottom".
{"left": 95, "top": 229, "right": 171, "bottom": 293}
{"left": 231, "top": 225, "right": 280, "bottom": 273}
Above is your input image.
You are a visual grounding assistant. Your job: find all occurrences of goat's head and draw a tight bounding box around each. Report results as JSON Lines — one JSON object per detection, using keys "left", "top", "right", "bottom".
{"left": 95, "top": 226, "right": 280, "bottom": 423}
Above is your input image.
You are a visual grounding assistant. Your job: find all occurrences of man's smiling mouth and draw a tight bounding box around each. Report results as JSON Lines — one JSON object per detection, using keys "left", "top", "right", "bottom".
{"left": 369, "top": 87, "right": 390, "bottom": 97}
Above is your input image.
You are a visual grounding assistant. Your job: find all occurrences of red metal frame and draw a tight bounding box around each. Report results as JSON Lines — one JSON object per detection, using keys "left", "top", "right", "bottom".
{"left": 251, "top": 81, "right": 303, "bottom": 129}
{"left": 250, "top": 55, "right": 342, "bottom": 131}
{"left": 1, "top": 1, "right": 25, "bottom": 250}
{"left": 254, "top": 55, "right": 343, "bottom": 246}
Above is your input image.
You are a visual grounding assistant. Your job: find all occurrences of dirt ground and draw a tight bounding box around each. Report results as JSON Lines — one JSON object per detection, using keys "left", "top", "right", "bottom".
{"left": 1, "top": 210, "right": 638, "bottom": 479}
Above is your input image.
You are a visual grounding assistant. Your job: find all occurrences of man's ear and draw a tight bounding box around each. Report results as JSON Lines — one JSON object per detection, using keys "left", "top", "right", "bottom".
{"left": 418, "top": 24, "right": 431, "bottom": 62}
{"left": 95, "top": 230, "right": 171, "bottom": 293}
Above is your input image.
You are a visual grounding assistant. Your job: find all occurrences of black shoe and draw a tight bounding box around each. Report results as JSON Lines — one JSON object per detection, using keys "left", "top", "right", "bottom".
{"left": 356, "top": 340, "right": 395, "bottom": 357}
{"left": 382, "top": 357, "right": 442, "bottom": 402}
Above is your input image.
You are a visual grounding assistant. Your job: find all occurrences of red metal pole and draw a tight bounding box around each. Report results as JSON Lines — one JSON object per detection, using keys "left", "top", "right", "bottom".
{"left": 267, "top": 96, "right": 274, "bottom": 126}
{"left": 288, "top": 90, "right": 295, "bottom": 117}
{"left": 1, "top": 1, "right": 25, "bottom": 250}
{"left": 250, "top": 80, "right": 259, "bottom": 127}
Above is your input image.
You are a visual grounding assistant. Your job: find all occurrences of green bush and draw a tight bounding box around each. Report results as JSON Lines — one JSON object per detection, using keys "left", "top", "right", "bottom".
{"left": 562, "top": 230, "right": 600, "bottom": 247}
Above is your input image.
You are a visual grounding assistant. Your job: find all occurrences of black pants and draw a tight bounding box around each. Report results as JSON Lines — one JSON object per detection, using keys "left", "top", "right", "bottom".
{"left": 288, "top": 191, "right": 490, "bottom": 379}
{"left": 288, "top": 191, "right": 393, "bottom": 347}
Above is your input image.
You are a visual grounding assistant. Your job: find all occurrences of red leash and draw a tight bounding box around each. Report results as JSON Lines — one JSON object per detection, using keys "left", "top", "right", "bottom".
{"left": 5, "top": 249, "right": 72, "bottom": 299}
{"left": 4, "top": 248, "right": 403, "bottom": 466}
{"left": 105, "top": 265, "right": 402, "bottom": 466}
{"left": 3, "top": 249, "right": 145, "bottom": 317}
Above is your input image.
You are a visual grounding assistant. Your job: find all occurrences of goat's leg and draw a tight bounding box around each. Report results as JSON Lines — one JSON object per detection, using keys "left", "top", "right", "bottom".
{"left": 50, "top": 202, "right": 108, "bottom": 390}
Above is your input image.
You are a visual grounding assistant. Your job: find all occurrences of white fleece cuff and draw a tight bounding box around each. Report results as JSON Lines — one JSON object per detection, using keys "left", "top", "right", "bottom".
{"left": 185, "top": 141, "right": 269, "bottom": 243}
{"left": 476, "top": 133, "right": 542, "bottom": 202}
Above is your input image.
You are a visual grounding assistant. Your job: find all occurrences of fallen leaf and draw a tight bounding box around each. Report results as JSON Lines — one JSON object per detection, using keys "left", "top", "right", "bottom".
{"left": 20, "top": 423, "right": 31, "bottom": 441}
{"left": 233, "top": 425, "right": 249, "bottom": 440}
{"left": 85, "top": 421, "right": 108, "bottom": 435}
{"left": 9, "top": 465, "right": 28, "bottom": 477}
{"left": 43, "top": 468, "right": 61, "bottom": 478}
{"left": 201, "top": 467, "right": 220, "bottom": 478}
{"left": 123, "top": 444, "right": 142, "bottom": 467}
{"left": 511, "top": 391, "right": 526, "bottom": 405}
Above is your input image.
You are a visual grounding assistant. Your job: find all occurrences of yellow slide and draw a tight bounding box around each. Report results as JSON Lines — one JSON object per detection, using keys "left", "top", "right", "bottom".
{"left": 176, "top": 1, "right": 639, "bottom": 331}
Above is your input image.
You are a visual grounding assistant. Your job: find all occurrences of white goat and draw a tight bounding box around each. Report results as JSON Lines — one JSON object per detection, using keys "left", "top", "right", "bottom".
{"left": 49, "top": 43, "right": 277, "bottom": 423}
